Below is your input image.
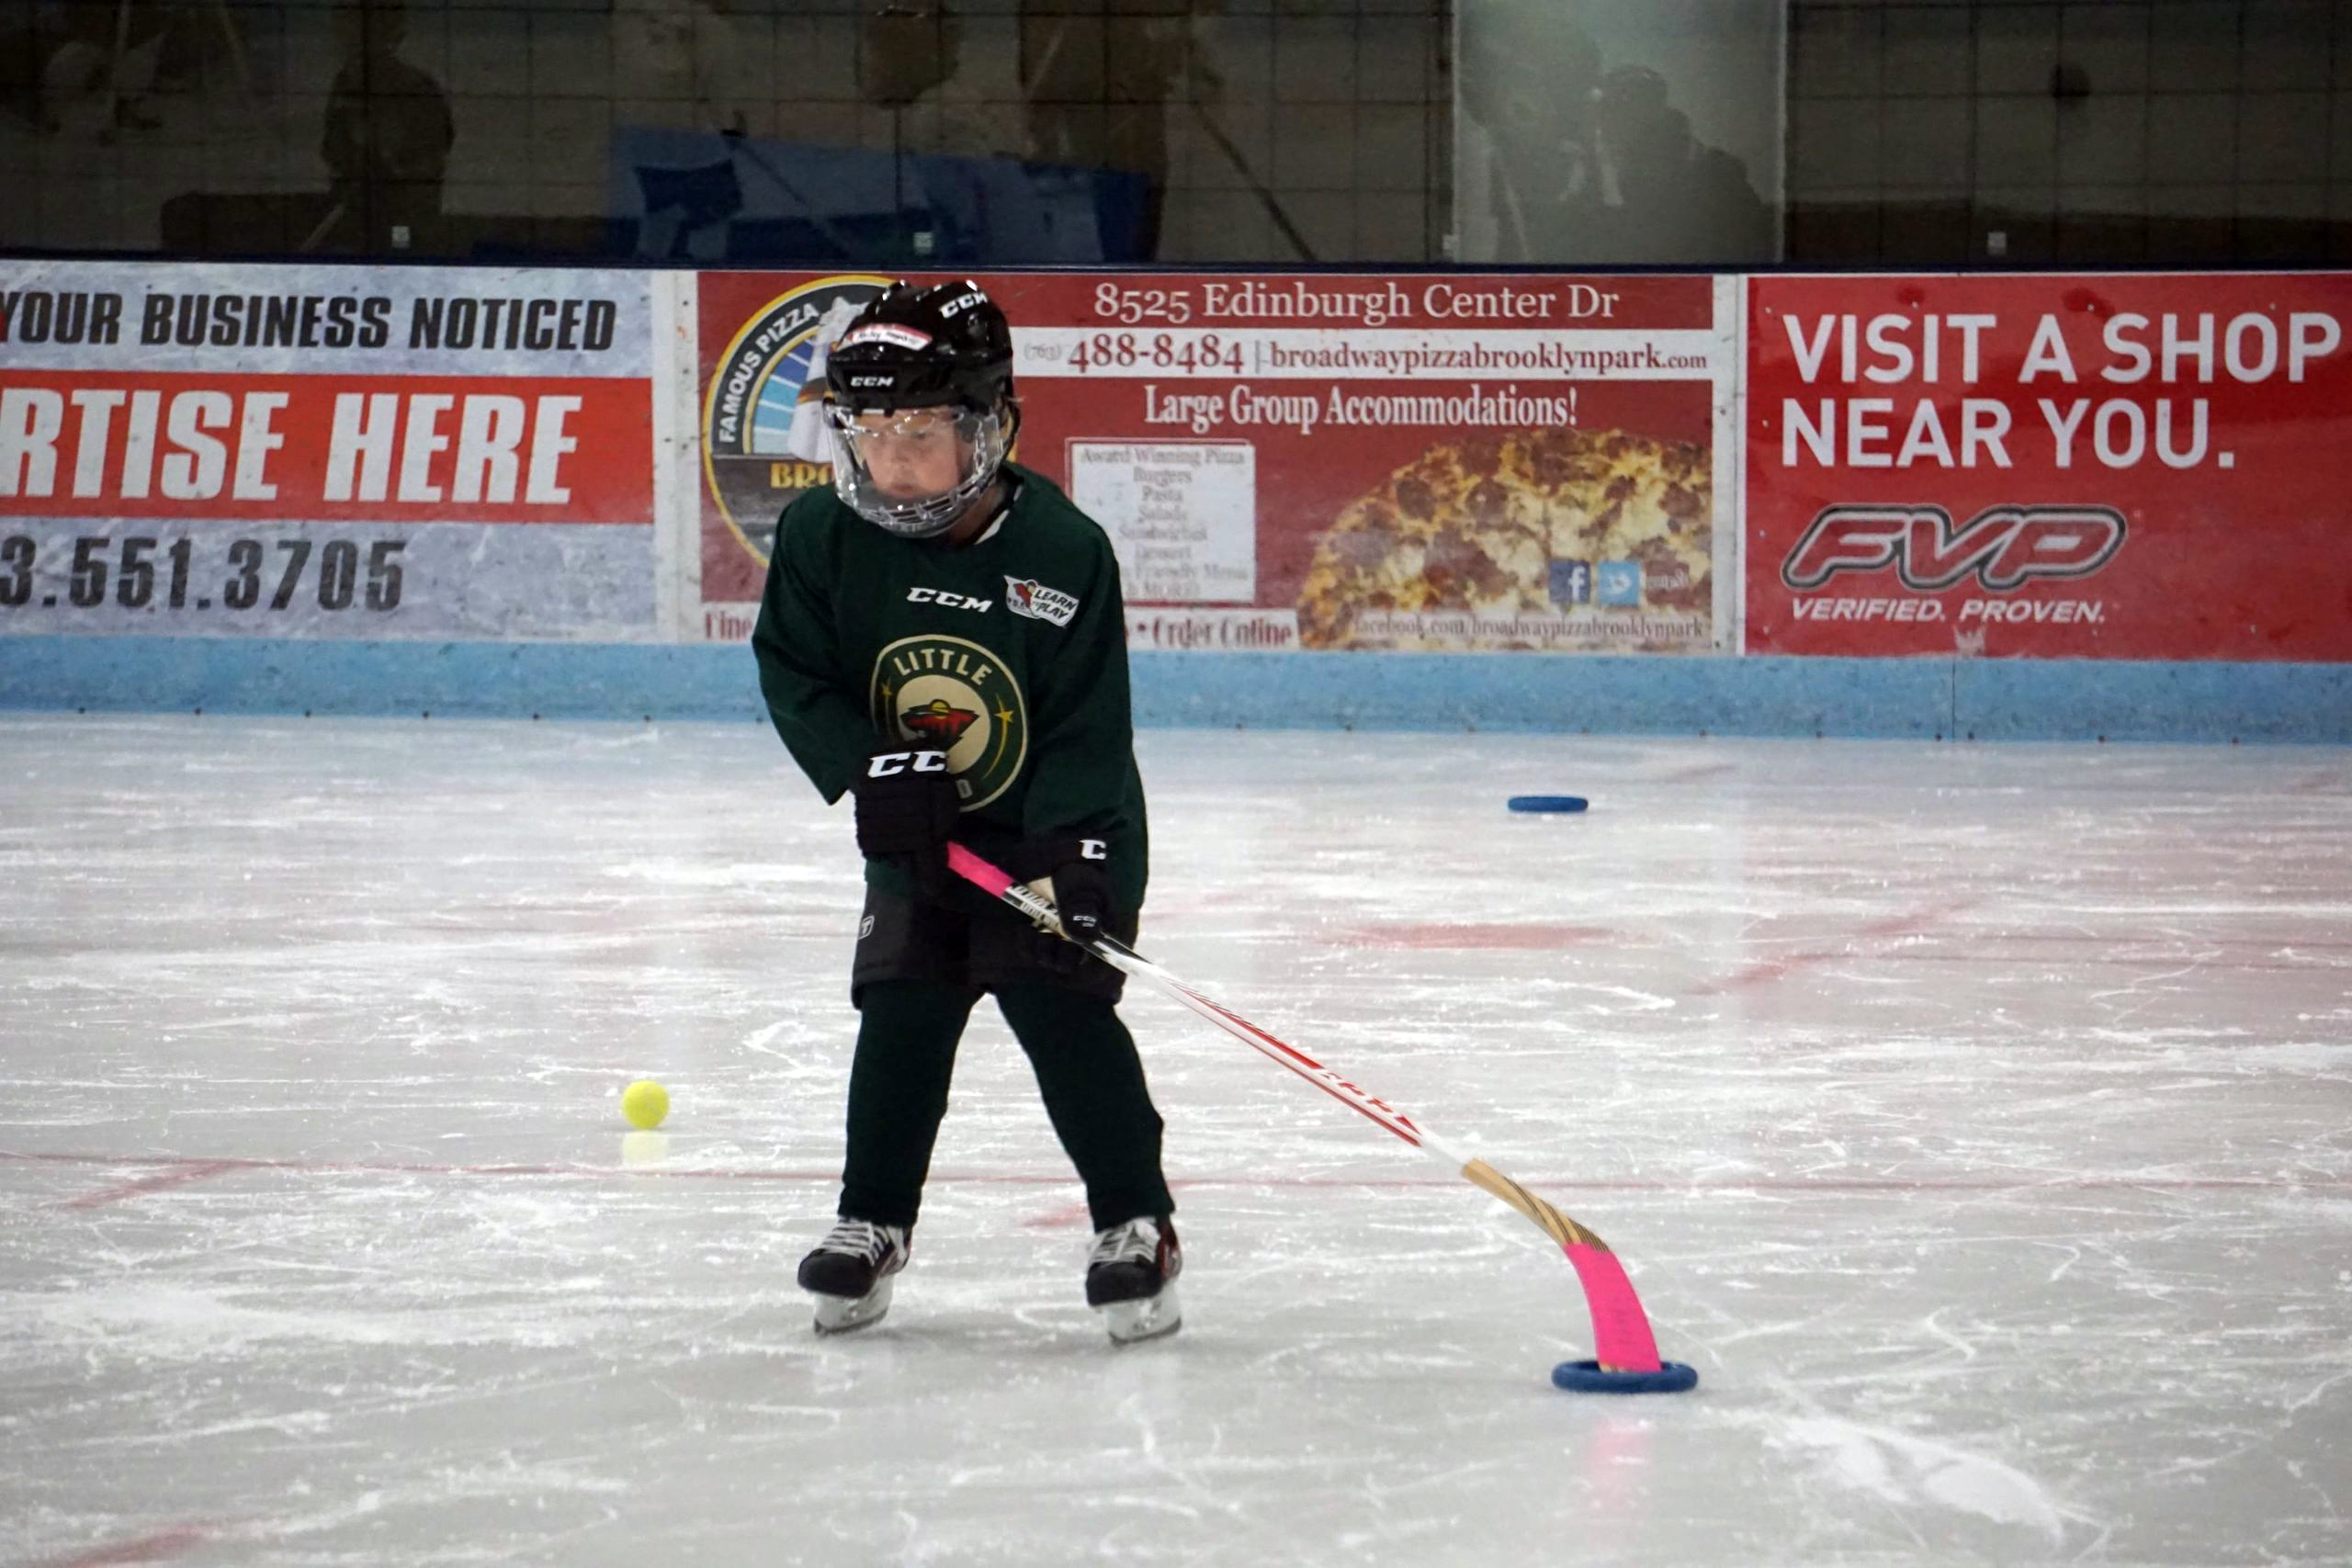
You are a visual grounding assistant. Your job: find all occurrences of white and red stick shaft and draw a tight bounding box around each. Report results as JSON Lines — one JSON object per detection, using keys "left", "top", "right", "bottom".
{"left": 945, "top": 842, "right": 1667, "bottom": 1373}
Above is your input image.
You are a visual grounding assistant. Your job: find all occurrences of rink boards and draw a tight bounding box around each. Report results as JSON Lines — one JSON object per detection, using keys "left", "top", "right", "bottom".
{"left": 5, "top": 260, "right": 2352, "bottom": 740}
{"left": 6, "top": 637, "right": 2347, "bottom": 744}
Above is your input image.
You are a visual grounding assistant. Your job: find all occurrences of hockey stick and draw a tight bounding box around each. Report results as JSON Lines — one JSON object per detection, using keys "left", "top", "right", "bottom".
{"left": 947, "top": 842, "right": 1671, "bottom": 1375}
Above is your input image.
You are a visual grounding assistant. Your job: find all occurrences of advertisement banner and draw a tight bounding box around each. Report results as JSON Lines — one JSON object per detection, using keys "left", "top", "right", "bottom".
{"left": 0, "top": 262, "right": 658, "bottom": 641}
{"left": 695, "top": 270, "right": 1736, "bottom": 652}
{"left": 1747, "top": 274, "right": 2352, "bottom": 660}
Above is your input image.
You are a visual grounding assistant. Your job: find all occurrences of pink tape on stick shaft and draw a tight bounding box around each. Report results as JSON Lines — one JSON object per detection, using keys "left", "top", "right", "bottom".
{"left": 945, "top": 842, "right": 1014, "bottom": 898}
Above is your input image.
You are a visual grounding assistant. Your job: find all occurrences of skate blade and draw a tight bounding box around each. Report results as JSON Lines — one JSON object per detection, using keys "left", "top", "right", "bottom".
{"left": 810, "top": 1274, "right": 894, "bottom": 1336}
{"left": 1099, "top": 1281, "right": 1181, "bottom": 1346}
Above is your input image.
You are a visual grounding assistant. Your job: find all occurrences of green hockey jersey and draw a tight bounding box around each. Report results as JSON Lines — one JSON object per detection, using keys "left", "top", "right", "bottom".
{"left": 752, "top": 464, "right": 1148, "bottom": 910}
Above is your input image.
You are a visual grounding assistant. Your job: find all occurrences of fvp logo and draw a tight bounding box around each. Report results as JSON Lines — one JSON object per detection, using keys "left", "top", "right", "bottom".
{"left": 1783, "top": 505, "right": 2126, "bottom": 592}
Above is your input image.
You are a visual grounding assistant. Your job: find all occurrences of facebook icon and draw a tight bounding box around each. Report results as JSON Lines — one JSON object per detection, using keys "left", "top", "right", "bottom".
{"left": 1598, "top": 560, "right": 1643, "bottom": 606}
{"left": 1549, "top": 558, "right": 1592, "bottom": 605}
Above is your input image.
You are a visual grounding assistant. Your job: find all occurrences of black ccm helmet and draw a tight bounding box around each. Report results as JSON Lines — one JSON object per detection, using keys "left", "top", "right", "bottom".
{"left": 823, "top": 280, "right": 1018, "bottom": 538}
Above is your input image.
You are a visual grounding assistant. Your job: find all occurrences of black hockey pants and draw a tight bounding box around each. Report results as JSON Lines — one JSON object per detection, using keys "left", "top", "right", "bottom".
{"left": 838, "top": 978, "right": 1175, "bottom": 1234}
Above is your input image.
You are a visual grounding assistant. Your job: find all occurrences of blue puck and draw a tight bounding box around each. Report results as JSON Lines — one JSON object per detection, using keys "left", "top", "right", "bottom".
{"left": 1507, "top": 795, "right": 1589, "bottom": 814}
{"left": 1551, "top": 1359, "right": 1699, "bottom": 1394}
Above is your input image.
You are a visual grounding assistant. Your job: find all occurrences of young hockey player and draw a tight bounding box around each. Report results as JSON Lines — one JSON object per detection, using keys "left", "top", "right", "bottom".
{"left": 751, "top": 279, "right": 1182, "bottom": 1345}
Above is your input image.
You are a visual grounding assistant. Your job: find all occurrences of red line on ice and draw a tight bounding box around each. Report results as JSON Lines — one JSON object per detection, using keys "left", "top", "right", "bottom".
{"left": 60, "top": 1160, "right": 246, "bottom": 1210}
{"left": 44, "top": 1523, "right": 212, "bottom": 1566}
{"left": 1702, "top": 897, "right": 1984, "bottom": 991}
{"left": 1347, "top": 922, "right": 1616, "bottom": 951}
{"left": 6, "top": 1149, "right": 2343, "bottom": 1196}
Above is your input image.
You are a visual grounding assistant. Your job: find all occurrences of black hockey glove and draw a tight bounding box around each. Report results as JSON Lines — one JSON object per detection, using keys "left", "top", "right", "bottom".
{"left": 851, "top": 742, "right": 961, "bottom": 898}
{"left": 1045, "top": 853, "right": 1114, "bottom": 948}
{"left": 1007, "top": 838, "right": 1115, "bottom": 972}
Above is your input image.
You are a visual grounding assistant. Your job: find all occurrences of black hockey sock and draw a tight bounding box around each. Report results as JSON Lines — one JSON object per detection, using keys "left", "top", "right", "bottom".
{"left": 838, "top": 979, "right": 978, "bottom": 1229}
{"left": 995, "top": 984, "right": 1175, "bottom": 1231}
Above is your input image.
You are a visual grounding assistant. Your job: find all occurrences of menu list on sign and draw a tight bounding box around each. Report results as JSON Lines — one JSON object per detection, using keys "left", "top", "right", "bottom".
{"left": 1067, "top": 440, "right": 1256, "bottom": 605}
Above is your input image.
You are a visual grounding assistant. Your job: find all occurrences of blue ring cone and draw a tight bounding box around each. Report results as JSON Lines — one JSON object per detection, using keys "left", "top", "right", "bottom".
{"left": 1551, "top": 1359, "right": 1699, "bottom": 1394}
{"left": 1507, "top": 795, "right": 1589, "bottom": 814}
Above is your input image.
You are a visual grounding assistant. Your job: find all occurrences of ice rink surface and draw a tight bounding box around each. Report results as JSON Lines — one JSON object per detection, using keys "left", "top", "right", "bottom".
{"left": 3, "top": 713, "right": 2348, "bottom": 1568}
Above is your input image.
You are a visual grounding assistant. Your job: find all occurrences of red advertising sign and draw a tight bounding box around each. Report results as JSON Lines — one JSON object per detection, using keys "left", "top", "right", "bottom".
{"left": 0, "top": 370, "right": 649, "bottom": 525}
{"left": 695, "top": 271, "right": 1734, "bottom": 652}
{"left": 1747, "top": 274, "right": 2352, "bottom": 660}
{"left": 0, "top": 261, "right": 660, "bottom": 642}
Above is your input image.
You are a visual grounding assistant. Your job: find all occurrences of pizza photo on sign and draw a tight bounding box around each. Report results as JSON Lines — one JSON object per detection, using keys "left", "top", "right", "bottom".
{"left": 1295, "top": 426, "right": 1711, "bottom": 651}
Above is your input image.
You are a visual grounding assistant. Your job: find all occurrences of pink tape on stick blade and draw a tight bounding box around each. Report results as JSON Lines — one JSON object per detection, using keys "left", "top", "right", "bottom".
{"left": 1566, "top": 1245, "right": 1665, "bottom": 1371}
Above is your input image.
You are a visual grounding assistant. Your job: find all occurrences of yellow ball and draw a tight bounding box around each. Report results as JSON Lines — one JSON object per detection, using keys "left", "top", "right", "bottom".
{"left": 620, "top": 1078, "right": 670, "bottom": 1130}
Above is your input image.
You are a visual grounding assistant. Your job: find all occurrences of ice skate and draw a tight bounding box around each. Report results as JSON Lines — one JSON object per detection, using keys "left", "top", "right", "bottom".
{"left": 1086, "top": 1217, "right": 1182, "bottom": 1345}
{"left": 797, "top": 1218, "right": 910, "bottom": 1335}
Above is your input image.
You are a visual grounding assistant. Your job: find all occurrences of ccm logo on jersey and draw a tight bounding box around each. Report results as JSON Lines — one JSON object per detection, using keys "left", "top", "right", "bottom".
{"left": 1004, "top": 577, "right": 1080, "bottom": 626}
{"left": 867, "top": 749, "right": 949, "bottom": 777}
{"left": 907, "top": 586, "right": 992, "bottom": 613}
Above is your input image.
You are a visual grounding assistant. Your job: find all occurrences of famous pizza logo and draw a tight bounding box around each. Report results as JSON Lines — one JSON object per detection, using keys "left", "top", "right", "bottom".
{"left": 701, "top": 274, "right": 891, "bottom": 567}
{"left": 870, "top": 634, "right": 1029, "bottom": 809}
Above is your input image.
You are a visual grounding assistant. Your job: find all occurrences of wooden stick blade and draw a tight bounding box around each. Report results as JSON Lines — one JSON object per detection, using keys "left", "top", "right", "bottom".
{"left": 1462, "top": 1158, "right": 1665, "bottom": 1373}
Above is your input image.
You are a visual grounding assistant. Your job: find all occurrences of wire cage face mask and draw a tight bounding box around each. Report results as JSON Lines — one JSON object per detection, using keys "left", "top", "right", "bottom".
{"left": 824, "top": 403, "right": 1010, "bottom": 539}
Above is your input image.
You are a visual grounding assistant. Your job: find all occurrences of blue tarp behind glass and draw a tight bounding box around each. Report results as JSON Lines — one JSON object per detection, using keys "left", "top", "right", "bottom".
{"left": 610, "top": 127, "right": 1150, "bottom": 266}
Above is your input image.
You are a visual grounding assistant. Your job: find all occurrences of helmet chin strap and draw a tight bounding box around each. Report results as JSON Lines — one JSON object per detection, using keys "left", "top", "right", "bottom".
{"left": 858, "top": 463, "right": 994, "bottom": 539}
